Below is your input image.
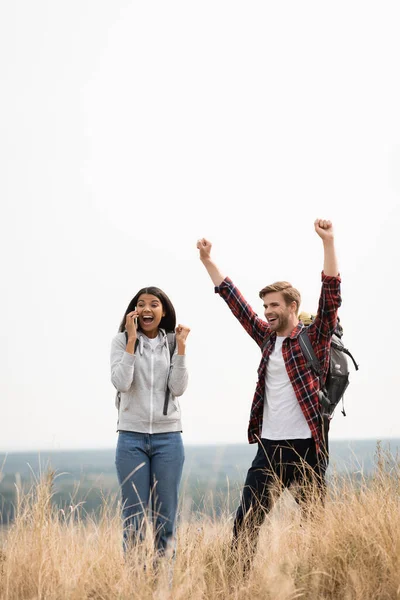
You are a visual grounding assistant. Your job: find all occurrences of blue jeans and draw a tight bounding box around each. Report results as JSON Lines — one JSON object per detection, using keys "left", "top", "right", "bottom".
{"left": 115, "top": 431, "right": 185, "bottom": 555}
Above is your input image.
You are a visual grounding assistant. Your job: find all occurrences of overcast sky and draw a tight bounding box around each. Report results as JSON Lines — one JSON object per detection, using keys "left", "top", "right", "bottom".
{"left": 1, "top": 1, "right": 399, "bottom": 452}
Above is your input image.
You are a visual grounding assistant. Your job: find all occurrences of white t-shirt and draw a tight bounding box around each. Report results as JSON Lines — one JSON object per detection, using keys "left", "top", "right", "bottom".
{"left": 143, "top": 334, "right": 160, "bottom": 349}
{"left": 261, "top": 336, "right": 311, "bottom": 440}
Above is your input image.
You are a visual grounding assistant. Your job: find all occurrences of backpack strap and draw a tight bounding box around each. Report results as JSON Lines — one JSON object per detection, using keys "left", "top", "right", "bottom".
{"left": 163, "top": 332, "right": 177, "bottom": 415}
{"left": 340, "top": 346, "right": 359, "bottom": 371}
{"left": 298, "top": 329, "right": 323, "bottom": 378}
{"left": 298, "top": 329, "right": 331, "bottom": 457}
{"left": 166, "top": 332, "right": 176, "bottom": 358}
{"left": 298, "top": 329, "right": 331, "bottom": 406}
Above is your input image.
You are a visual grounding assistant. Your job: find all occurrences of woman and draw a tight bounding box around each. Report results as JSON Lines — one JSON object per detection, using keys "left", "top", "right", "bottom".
{"left": 111, "top": 286, "right": 190, "bottom": 558}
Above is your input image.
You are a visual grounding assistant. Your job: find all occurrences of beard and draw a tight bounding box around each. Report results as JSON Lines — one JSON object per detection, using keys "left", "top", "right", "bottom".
{"left": 269, "top": 312, "right": 290, "bottom": 334}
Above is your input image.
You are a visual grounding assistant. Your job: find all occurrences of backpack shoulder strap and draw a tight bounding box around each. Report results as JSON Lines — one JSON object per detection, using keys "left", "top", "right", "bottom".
{"left": 298, "top": 329, "right": 323, "bottom": 378}
{"left": 166, "top": 332, "right": 176, "bottom": 358}
{"left": 163, "top": 332, "right": 176, "bottom": 416}
{"left": 339, "top": 345, "right": 359, "bottom": 371}
{"left": 298, "top": 329, "right": 331, "bottom": 449}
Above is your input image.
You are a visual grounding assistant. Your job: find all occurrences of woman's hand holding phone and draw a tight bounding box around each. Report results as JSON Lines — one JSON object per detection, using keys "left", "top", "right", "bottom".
{"left": 125, "top": 308, "right": 138, "bottom": 353}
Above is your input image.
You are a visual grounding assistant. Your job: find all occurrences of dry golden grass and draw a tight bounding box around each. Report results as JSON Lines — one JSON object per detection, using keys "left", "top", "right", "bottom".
{"left": 1, "top": 448, "right": 400, "bottom": 600}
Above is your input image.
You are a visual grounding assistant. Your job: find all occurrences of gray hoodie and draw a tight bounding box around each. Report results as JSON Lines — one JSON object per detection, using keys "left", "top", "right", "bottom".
{"left": 110, "top": 329, "right": 188, "bottom": 434}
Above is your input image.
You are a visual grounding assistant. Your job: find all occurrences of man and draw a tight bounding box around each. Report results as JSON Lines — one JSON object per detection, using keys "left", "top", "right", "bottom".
{"left": 196, "top": 219, "right": 340, "bottom": 566}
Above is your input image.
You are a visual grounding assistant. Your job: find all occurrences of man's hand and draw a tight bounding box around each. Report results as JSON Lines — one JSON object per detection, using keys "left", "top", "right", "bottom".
{"left": 197, "top": 238, "right": 212, "bottom": 261}
{"left": 196, "top": 237, "right": 225, "bottom": 286}
{"left": 314, "top": 219, "right": 338, "bottom": 276}
{"left": 314, "top": 219, "right": 334, "bottom": 242}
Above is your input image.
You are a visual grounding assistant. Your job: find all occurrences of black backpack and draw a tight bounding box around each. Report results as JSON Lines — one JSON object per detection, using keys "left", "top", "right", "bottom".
{"left": 298, "top": 316, "right": 359, "bottom": 422}
{"left": 116, "top": 331, "right": 176, "bottom": 416}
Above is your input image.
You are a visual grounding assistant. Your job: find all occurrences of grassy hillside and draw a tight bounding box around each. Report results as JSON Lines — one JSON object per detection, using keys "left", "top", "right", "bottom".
{"left": 0, "top": 444, "right": 399, "bottom": 599}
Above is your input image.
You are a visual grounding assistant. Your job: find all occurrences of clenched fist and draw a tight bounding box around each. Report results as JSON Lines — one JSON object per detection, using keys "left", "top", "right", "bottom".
{"left": 175, "top": 324, "right": 190, "bottom": 345}
{"left": 314, "top": 219, "right": 334, "bottom": 242}
{"left": 197, "top": 238, "right": 212, "bottom": 261}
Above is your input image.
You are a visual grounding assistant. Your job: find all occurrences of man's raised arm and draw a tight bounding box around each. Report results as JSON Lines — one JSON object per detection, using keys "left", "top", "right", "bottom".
{"left": 196, "top": 238, "right": 226, "bottom": 286}
{"left": 314, "top": 219, "right": 339, "bottom": 276}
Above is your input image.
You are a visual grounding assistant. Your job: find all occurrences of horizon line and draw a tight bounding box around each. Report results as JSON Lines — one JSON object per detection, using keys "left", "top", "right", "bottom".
{"left": 1, "top": 436, "right": 400, "bottom": 455}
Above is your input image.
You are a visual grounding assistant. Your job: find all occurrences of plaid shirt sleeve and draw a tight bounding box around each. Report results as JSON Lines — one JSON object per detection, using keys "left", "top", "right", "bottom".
{"left": 214, "top": 277, "right": 269, "bottom": 348}
{"left": 306, "top": 271, "right": 342, "bottom": 380}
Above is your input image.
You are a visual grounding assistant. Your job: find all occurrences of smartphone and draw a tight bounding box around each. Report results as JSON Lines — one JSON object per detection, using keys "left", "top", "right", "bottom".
{"left": 134, "top": 306, "right": 138, "bottom": 327}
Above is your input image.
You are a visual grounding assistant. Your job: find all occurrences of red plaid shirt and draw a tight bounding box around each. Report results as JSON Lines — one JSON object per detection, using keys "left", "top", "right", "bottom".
{"left": 215, "top": 273, "right": 341, "bottom": 453}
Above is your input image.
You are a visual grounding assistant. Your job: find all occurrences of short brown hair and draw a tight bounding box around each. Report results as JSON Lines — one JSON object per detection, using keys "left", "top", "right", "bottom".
{"left": 258, "top": 281, "right": 301, "bottom": 315}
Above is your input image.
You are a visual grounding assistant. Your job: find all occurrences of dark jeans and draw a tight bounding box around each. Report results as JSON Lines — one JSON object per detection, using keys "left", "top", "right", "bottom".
{"left": 232, "top": 437, "right": 326, "bottom": 564}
